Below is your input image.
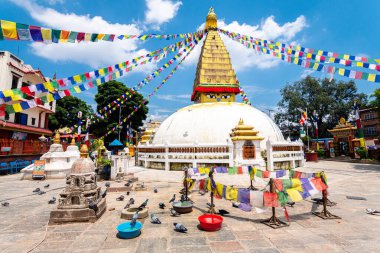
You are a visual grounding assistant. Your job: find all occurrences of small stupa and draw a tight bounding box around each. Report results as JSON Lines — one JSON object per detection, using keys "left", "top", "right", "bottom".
{"left": 20, "top": 132, "right": 80, "bottom": 179}
{"left": 49, "top": 144, "right": 107, "bottom": 224}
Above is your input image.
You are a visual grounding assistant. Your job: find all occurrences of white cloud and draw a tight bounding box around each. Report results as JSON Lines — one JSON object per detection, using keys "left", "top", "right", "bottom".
{"left": 155, "top": 94, "right": 189, "bottom": 102}
{"left": 300, "top": 69, "right": 315, "bottom": 78}
{"left": 44, "top": 0, "right": 65, "bottom": 5}
{"left": 10, "top": 0, "right": 156, "bottom": 72}
{"left": 194, "top": 15, "right": 307, "bottom": 72}
{"left": 144, "top": 0, "right": 182, "bottom": 29}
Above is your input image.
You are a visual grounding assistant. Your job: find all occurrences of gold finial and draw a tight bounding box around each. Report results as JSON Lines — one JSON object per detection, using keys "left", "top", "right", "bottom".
{"left": 53, "top": 130, "right": 61, "bottom": 144}
{"left": 206, "top": 7, "right": 217, "bottom": 29}
{"left": 80, "top": 144, "right": 89, "bottom": 158}
{"left": 238, "top": 118, "right": 244, "bottom": 125}
{"left": 70, "top": 134, "right": 76, "bottom": 146}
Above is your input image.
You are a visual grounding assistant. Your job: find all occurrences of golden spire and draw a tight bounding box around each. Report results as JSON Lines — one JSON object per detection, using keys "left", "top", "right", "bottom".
{"left": 53, "top": 130, "right": 61, "bottom": 144}
{"left": 191, "top": 8, "right": 239, "bottom": 103}
{"left": 80, "top": 144, "right": 89, "bottom": 158}
{"left": 206, "top": 7, "right": 217, "bottom": 30}
{"left": 70, "top": 134, "right": 76, "bottom": 146}
{"left": 230, "top": 119, "right": 264, "bottom": 141}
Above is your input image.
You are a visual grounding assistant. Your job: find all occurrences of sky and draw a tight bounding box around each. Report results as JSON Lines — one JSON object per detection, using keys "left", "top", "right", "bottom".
{"left": 0, "top": 0, "right": 379, "bottom": 122}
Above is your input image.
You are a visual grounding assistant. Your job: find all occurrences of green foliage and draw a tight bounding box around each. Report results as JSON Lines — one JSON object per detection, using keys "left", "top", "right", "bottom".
{"left": 317, "top": 149, "right": 326, "bottom": 158}
{"left": 275, "top": 77, "right": 368, "bottom": 138}
{"left": 49, "top": 96, "right": 93, "bottom": 131}
{"left": 369, "top": 88, "right": 380, "bottom": 115}
{"left": 355, "top": 147, "right": 368, "bottom": 159}
{"left": 93, "top": 80, "right": 148, "bottom": 146}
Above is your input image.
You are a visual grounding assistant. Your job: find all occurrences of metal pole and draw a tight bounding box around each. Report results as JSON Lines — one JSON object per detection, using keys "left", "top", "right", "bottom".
{"left": 118, "top": 106, "right": 122, "bottom": 141}
{"left": 306, "top": 108, "right": 310, "bottom": 150}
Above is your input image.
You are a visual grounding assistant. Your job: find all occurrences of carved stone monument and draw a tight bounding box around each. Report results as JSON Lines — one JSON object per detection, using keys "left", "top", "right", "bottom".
{"left": 49, "top": 145, "right": 107, "bottom": 224}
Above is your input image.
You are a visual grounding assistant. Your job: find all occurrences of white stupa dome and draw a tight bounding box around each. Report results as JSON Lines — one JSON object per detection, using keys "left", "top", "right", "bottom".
{"left": 152, "top": 102, "right": 284, "bottom": 150}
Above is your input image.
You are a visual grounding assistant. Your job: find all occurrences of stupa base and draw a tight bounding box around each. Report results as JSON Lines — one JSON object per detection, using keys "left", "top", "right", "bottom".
{"left": 49, "top": 198, "right": 107, "bottom": 224}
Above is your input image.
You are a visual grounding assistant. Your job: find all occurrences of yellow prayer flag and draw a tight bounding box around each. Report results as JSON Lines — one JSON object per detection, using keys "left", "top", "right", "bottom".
{"left": 99, "top": 68, "right": 105, "bottom": 76}
{"left": 44, "top": 82, "right": 54, "bottom": 92}
{"left": 312, "top": 63, "right": 319, "bottom": 70}
{"left": 3, "top": 90, "right": 14, "bottom": 97}
{"left": 357, "top": 62, "right": 364, "bottom": 67}
{"left": 286, "top": 189, "right": 303, "bottom": 202}
{"left": 73, "top": 75, "right": 82, "bottom": 83}
{"left": 74, "top": 86, "right": 81, "bottom": 93}
{"left": 41, "top": 28, "right": 52, "bottom": 41}
{"left": 317, "top": 50, "right": 323, "bottom": 56}
{"left": 343, "top": 54, "right": 349, "bottom": 60}
{"left": 329, "top": 57, "right": 335, "bottom": 63}
{"left": 97, "top": 34, "right": 105, "bottom": 40}
{"left": 338, "top": 68, "right": 345, "bottom": 76}
{"left": 1, "top": 20, "right": 18, "bottom": 40}
{"left": 226, "top": 186, "right": 238, "bottom": 201}
{"left": 13, "top": 103, "right": 23, "bottom": 112}
{"left": 84, "top": 33, "right": 92, "bottom": 41}
{"left": 368, "top": 73, "right": 376, "bottom": 82}
{"left": 291, "top": 178, "right": 303, "bottom": 192}
{"left": 115, "top": 72, "right": 120, "bottom": 78}
{"left": 96, "top": 79, "right": 101, "bottom": 85}
{"left": 216, "top": 183, "right": 224, "bottom": 198}
{"left": 306, "top": 53, "right": 312, "bottom": 59}
{"left": 294, "top": 58, "right": 299, "bottom": 65}
{"left": 47, "top": 93, "right": 54, "bottom": 102}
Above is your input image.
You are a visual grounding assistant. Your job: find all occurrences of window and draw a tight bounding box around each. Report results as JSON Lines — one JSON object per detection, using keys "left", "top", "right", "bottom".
{"left": 11, "top": 74, "right": 20, "bottom": 89}
{"left": 4, "top": 111, "right": 9, "bottom": 121}
{"left": 31, "top": 117, "right": 36, "bottom": 125}
{"left": 243, "top": 141, "right": 255, "bottom": 159}
{"left": 365, "top": 126, "right": 377, "bottom": 136}
{"left": 14, "top": 113, "right": 28, "bottom": 125}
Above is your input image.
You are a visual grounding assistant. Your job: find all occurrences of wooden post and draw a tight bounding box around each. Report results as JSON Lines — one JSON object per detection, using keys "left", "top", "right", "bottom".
{"left": 184, "top": 169, "right": 189, "bottom": 201}
{"left": 261, "top": 178, "right": 288, "bottom": 229}
{"left": 312, "top": 189, "right": 341, "bottom": 219}
{"left": 208, "top": 168, "right": 216, "bottom": 214}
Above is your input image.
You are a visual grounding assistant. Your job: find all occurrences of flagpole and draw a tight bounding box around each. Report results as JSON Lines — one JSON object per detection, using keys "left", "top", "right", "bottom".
{"left": 306, "top": 108, "right": 309, "bottom": 151}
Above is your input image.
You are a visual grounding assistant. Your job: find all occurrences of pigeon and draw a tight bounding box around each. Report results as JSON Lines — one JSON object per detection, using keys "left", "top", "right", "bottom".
{"left": 33, "top": 188, "right": 40, "bottom": 193}
{"left": 129, "top": 198, "right": 135, "bottom": 205}
{"left": 138, "top": 199, "right": 149, "bottom": 209}
{"left": 207, "top": 203, "right": 215, "bottom": 208}
{"left": 159, "top": 202, "right": 166, "bottom": 209}
{"left": 124, "top": 198, "right": 135, "bottom": 209}
{"left": 131, "top": 211, "right": 139, "bottom": 226}
{"left": 199, "top": 190, "right": 206, "bottom": 196}
{"left": 232, "top": 202, "right": 239, "bottom": 208}
{"left": 153, "top": 187, "right": 158, "bottom": 193}
{"left": 116, "top": 195, "right": 125, "bottom": 201}
{"left": 150, "top": 213, "right": 161, "bottom": 224}
{"left": 101, "top": 189, "right": 107, "bottom": 198}
{"left": 89, "top": 202, "right": 98, "bottom": 212}
{"left": 128, "top": 179, "right": 133, "bottom": 184}
{"left": 37, "top": 191, "right": 46, "bottom": 195}
{"left": 170, "top": 208, "right": 180, "bottom": 216}
{"left": 141, "top": 182, "right": 145, "bottom": 188}
{"left": 218, "top": 209, "right": 230, "bottom": 216}
{"left": 48, "top": 197, "right": 56, "bottom": 204}
{"left": 169, "top": 194, "right": 176, "bottom": 203}
{"left": 126, "top": 191, "right": 130, "bottom": 196}
{"left": 180, "top": 195, "right": 186, "bottom": 202}
{"left": 125, "top": 182, "right": 131, "bottom": 187}
{"left": 287, "top": 201, "right": 295, "bottom": 207}
{"left": 366, "top": 208, "right": 380, "bottom": 215}
{"left": 1, "top": 202, "right": 9, "bottom": 207}
{"left": 105, "top": 182, "right": 111, "bottom": 188}
{"left": 173, "top": 223, "right": 187, "bottom": 233}
{"left": 44, "top": 184, "right": 50, "bottom": 188}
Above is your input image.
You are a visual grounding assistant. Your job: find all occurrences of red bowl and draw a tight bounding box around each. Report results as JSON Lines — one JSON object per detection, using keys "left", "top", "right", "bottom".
{"left": 198, "top": 214, "right": 223, "bottom": 231}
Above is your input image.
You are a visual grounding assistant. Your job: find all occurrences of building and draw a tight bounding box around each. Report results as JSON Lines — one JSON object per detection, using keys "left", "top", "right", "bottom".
{"left": 0, "top": 51, "right": 55, "bottom": 162}
{"left": 137, "top": 8, "right": 304, "bottom": 171}
{"left": 360, "top": 107, "right": 379, "bottom": 146}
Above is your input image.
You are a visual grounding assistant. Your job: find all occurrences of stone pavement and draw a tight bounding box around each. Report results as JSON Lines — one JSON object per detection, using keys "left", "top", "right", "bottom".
{"left": 0, "top": 161, "right": 380, "bottom": 253}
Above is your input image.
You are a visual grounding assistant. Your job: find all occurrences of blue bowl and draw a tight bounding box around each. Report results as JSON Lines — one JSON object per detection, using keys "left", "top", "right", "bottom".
{"left": 117, "top": 221, "right": 142, "bottom": 239}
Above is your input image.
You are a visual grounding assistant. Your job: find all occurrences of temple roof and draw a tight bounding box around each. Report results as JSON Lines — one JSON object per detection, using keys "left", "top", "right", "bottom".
{"left": 191, "top": 8, "right": 240, "bottom": 101}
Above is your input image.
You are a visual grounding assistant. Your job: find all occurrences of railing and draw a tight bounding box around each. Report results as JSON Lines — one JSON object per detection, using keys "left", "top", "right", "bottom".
{"left": 137, "top": 143, "right": 233, "bottom": 170}
{"left": 0, "top": 139, "right": 50, "bottom": 156}
{"left": 266, "top": 139, "right": 305, "bottom": 170}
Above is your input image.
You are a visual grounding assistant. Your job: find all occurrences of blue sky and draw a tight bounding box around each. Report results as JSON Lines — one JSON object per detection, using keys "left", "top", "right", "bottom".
{"left": 1, "top": 0, "right": 379, "bottom": 121}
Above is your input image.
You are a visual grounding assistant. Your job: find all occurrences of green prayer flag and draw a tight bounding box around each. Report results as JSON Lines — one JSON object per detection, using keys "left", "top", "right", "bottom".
{"left": 361, "top": 72, "right": 369, "bottom": 80}
{"left": 277, "top": 191, "right": 288, "bottom": 206}
{"left": 68, "top": 31, "right": 77, "bottom": 43}
{"left": 91, "top": 34, "right": 98, "bottom": 42}
{"left": 5, "top": 105, "right": 15, "bottom": 114}
{"left": 282, "top": 179, "right": 293, "bottom": 190}
{"left": 52, "top": 29, "right": 61, "bottom": 42}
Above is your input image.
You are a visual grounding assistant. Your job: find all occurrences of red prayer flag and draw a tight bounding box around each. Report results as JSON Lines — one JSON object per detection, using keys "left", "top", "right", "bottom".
{"left": 262, "top": 171, "right": 270, "bottom": 178}
{"left": 311, "top": 177, "right": 327, "bottom": 191}
{"left": 264, "top": 192, "right": 279, "bottom": 207}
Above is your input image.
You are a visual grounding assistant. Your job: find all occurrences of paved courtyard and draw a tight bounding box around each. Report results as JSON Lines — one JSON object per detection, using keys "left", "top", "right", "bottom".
{"left": 0, "top": 161, "right": 379, "bottom": 253}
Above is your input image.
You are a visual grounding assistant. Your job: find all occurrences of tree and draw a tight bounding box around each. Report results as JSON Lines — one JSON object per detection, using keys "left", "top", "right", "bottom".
{"left": 275, "top": 76, "right": 368, "bottom": 139}
{"left": 369, "top": 88, "right": 380, "bottom": 114}
{"left": 49, "top": 96, "right": 93, "bottom": 131}
{"left": 93, "top": 80, "right": 148, "bottom": 145}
